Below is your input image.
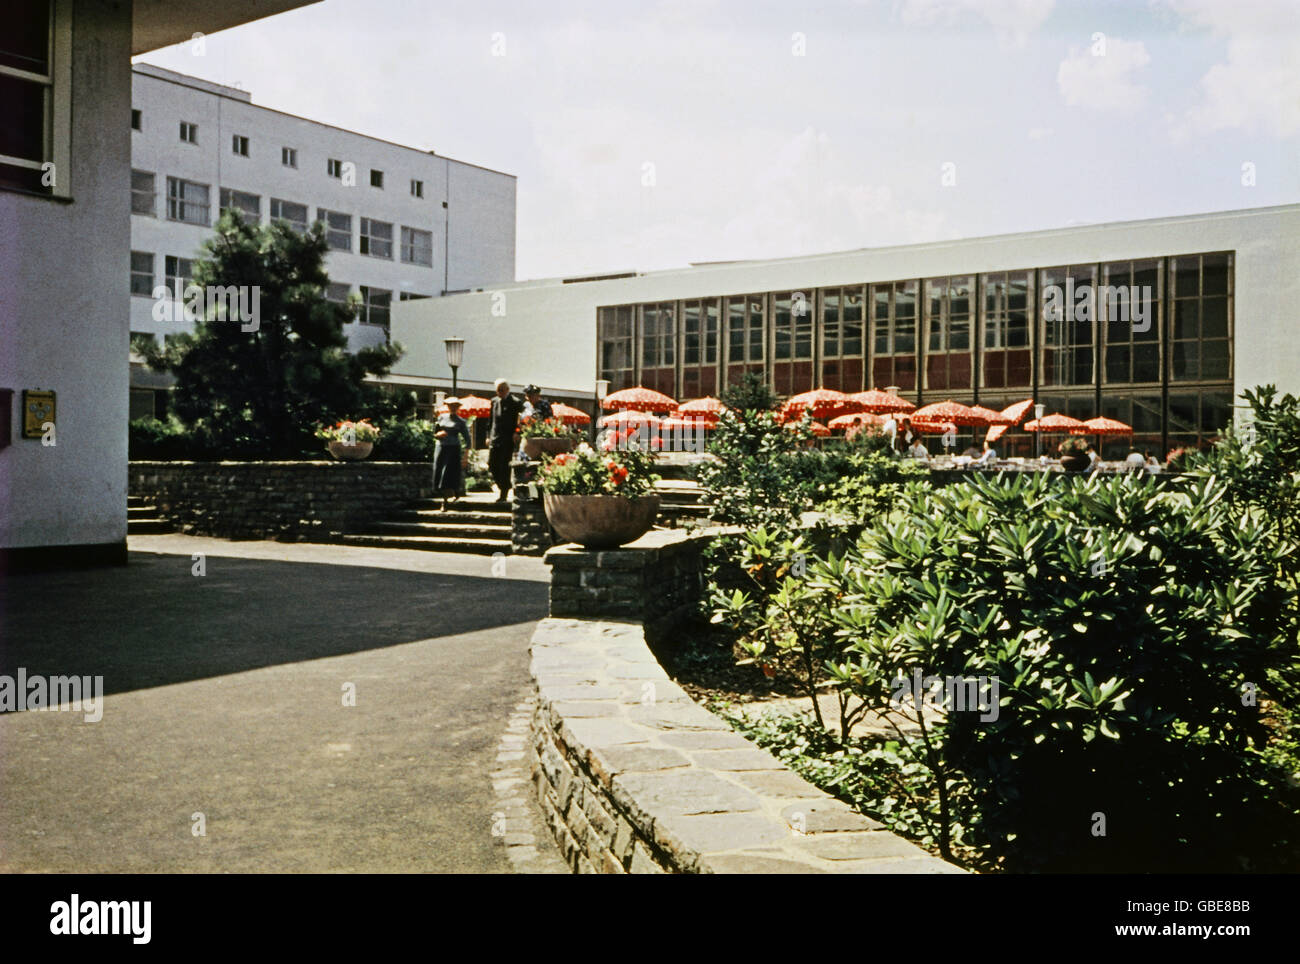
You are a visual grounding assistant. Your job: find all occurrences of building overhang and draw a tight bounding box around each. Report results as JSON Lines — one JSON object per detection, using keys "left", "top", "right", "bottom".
{"left": 132, "top": 0, "right": 321, "bottom": 56}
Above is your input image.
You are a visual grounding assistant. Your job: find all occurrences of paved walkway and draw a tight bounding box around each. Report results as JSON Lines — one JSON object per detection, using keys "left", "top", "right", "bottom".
{"left": 0, "top": 536, "right": 565, "bottom": 873}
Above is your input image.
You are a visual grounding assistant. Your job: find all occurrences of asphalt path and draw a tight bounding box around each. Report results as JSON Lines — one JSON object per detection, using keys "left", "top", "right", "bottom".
{"left": 0, "top": 539, "right": 556, "bottom": 872}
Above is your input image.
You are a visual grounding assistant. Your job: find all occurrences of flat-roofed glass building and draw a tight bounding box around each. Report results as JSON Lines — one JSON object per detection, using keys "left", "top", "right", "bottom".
{"left": 389, "top": 205, "right": 1300, "bottom": 459}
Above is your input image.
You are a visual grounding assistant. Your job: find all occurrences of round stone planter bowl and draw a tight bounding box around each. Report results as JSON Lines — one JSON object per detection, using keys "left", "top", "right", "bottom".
{"left": 523, "top": 436, "right": 577, "bottom": 461}
{"left": 327, "top": 440, "right": 374, "bottom": 461}
{"left": 542, "top": 492, "right": 661, "bottom": 549}
{"left": 1059, "top": 452, "right": 1090, "bottom": 473}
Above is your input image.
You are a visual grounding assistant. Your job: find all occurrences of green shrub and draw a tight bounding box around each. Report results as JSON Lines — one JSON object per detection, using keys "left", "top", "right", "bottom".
{"left": 372, "top": 419, "right": 438, "bottom": 461}
{"left": 823, "top": 470, "right": 1298, "bottom": 871}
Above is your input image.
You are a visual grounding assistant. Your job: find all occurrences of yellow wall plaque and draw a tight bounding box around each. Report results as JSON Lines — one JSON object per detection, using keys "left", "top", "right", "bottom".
{"left": 22, "top": 390, "right": 55, "bottom": 439}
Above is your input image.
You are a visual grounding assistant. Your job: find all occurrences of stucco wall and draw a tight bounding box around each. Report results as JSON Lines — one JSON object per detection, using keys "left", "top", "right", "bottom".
{"left": 0, "top": 0, "right": 133, "bottom": 553}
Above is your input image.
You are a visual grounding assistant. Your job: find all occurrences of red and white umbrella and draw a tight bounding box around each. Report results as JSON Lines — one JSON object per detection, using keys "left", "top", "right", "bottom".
{"left": 850, "top": 389, "right": 916, "bottom": 414}
{"left": 999, "top": 398, "right": 1036, "bottom": 426}
{"left": 446, "top": 394, "right": 492, "bottom": 418}
{"left": 550, "top": 402, "right": 591, "bottom": 426}
{"left": 675, "top": 396, "right": 728, "bottom": 421}
{"left": 780, "top": 388, "right": 854, "bottom": 422}
{"left": 967, "top": 405, "right": 1012, "bottom": 426}
{"left": 782, "top": 420, "right": 831, "bottom": 437}
{"left": 986, "top": 425, "right": 1008, "bottom": 443}
{"left": 911, "top": 400, "right": 990, "bottom": 427}
{"left": 602, "top": 386, "right": 677, "bottom": 412}
{"left": 828, "top": 412, "right": 885, "bottom": 430}
{"left": 912, "top": 420, "right": 958, "bottom": 436}
{"left": 659, "top": 415, "right": 715, "bottom": 431}
{"left": 1070, "top": 416, "right": 1133, "bottom": 436}
{"left": 599, "top": 410, "right": 661, "bottom": 428}
{"left": 1024, "top": 413, "right": 1086, "bottom": 433}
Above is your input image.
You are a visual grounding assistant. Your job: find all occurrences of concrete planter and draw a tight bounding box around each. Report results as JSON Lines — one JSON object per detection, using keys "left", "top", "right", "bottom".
{"left": 327, "top": 440, "right": 373, "bottom": 461}
{"left": 543, "top": 492, "right": 660, "bottom": 549}
{"left": 523, "top": 437, "right": 576, "bottom": 461}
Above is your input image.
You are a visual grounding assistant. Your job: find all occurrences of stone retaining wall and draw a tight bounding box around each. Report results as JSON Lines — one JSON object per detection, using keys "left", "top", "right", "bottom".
{"left": 544, "top": 528, "right": 724, "bottom": 643}
{"left": 128, "top": 460, "right": 432, "bottom": 541}
{"left": 528, "top": 617, "right": 963, "bottom": 874}
{"left": 530, "top": 526, "right": 964, "bottom": 874}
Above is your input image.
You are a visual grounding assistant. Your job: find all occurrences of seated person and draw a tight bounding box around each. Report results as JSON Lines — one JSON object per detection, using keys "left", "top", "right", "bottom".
{"left": 908, "top": 439, "right": 929, "bottom": 460}
{"left": 977, "top": 442, "right": 998, "bottom": 464}
{"left": 1124, "top": 448, "right": 1146, "bottom": 468}
{"left": 961, "top": 444, "right": 984, "bottom": 458}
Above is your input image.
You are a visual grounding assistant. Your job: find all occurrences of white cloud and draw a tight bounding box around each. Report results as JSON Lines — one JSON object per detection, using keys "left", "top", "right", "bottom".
{"left": 1057, "top": 37, "right": 1151, "bottom": 112}
{"left": 1027, "top": 126, "right": 1053, "bottom": 140}
{"left": 1162, "top": 0, "right": 1300, "bottom": 138}
{"left": 897, "top": 0, "right": 1055, "bottom": 49}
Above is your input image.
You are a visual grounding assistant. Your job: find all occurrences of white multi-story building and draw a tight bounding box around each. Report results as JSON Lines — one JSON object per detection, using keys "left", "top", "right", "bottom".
{"left": 128, "top": 63, "right": 516, "bottom": 418}
{"left": 391, "top": 204, "right": 1300, "bottom": 459}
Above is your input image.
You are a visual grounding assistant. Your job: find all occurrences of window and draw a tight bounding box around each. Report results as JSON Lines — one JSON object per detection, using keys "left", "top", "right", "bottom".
{"left": 641, "top": 303, "right": 676, "bottom": 368}
{"left": 179, "top": 121, "right": 198, "bottom": 144}
{"left": 0, "top": 0, "right": 71, "bottom": 195}
{"left": 679, "top": 298, "right": 720, "bottom": 398}
{"left": 131, "top": 109, "right": 141, "bottom": 131}
{"left": 981, "top": 270, "right": 1032, "bottom": 390}
{"left": 773, "top": 292, "right": 813, "bottom": 362}
{"left": 164, "top": 256, "right": 195, "bottom": 296}
{"left": 1039, "top": 264, "right": 1095, "bottom": 387}
{"left": 924, "top": 275, "right": 973, "bottom": 391}
{"left": 400, "top": 226, "right": 433, "bottom": 266}
{"left": 1102, "top": 259, "right": 1161, "bottom": 385}
{"left": 726, "top": 295, "right": 765, "bottom": 366}
{"left": 165, "top": 176, "right": 210, "bottom": 225}
{"left": 598, "top": 305, "right": 636, "bottom": 390}
{"left": 1169, "top": 252, "right": 1232, "bottom": 383}
{"left": 317, "top": 208, "right": 352, "bottom": 251}
{"left": 370, "top": 169, "right": 383, "bottom": 189}
{"left": 130, "top": 251, "right": 154, "bottom": 296}
{"left": 269, "top": 197, "right": 308, "bottom": 233}
{"left": 220, "top": 187, "right": 260, "bottom": 222}
{"left": 410, "top": 179, "right": 424, "bottom": 198}
{"left": 871, "top": 280, "right": 918, "bottom": 391}
{"left": 772, "top": 291, "right": 814, "bottom": 396}
{"left": 820, "top": 287, "right": 864, "bottom": 393}
{"left": 281, "top": 146, "right": 297, "bottom": 168}
{"left": 359, "top": 217, "right": 393, "bottom": 258}
{"left": 130, "top": 169, "right": 155, "bottom": 215}
{"left": 231, "top": 134, "right": 249, "bottom": 157}
{"left": 358, "top": 286, "right": 391, "bottom": 327}
{"left": 327, "top": 158, "right": 343, "bottom": 178}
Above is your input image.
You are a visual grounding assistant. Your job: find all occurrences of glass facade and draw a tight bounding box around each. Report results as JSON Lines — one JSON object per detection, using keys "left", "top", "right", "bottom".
{"left": 594, "top": 250, "right": 1234, "bottom": 454}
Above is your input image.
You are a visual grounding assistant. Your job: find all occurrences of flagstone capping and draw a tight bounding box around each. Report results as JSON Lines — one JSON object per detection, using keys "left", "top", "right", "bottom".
{"left": 530, "top": 527, "right": 965, "bottom": 874}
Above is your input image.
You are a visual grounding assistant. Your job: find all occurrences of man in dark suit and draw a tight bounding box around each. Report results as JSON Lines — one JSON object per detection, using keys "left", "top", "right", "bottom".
{"left": 488, "top": 378, "right": 524, "bottom": 502}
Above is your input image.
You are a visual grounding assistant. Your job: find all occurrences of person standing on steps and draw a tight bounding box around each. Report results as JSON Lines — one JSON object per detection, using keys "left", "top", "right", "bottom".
{"left": 488, "top": 378, "right": 525, "bottom": 502}
{"left": 433, "top": 397, "right": 472, "bottom": 511}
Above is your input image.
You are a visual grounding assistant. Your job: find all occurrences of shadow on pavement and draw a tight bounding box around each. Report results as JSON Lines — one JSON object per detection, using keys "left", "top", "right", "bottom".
{"left": 0, "top": 552, "right": 548, "bottom": 701}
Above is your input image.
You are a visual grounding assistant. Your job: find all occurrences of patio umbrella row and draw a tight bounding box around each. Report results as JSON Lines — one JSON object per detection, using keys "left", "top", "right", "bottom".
{"left": 594, "top": 385, "right": 1137, "bottom": 441}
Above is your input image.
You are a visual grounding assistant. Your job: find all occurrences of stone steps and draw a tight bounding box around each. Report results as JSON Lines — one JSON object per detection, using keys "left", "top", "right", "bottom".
{"left": 126, "top": 496, "right": 173, "bottom": 534}
{"left": 338, "top": 533, "right": 510, "bottom": 555}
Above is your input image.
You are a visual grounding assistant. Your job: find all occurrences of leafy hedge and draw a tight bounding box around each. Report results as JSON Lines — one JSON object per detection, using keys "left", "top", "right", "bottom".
{"left": 130, "top": 415, "right": 445, "bottom": 462}
{"left": 706, "top": 384, "right": 1300, "bottom": 871}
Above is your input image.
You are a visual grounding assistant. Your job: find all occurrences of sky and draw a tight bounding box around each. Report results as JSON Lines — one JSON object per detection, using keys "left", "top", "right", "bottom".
{"left": 135, "top": 0, "right": 1300, "bottom": 282}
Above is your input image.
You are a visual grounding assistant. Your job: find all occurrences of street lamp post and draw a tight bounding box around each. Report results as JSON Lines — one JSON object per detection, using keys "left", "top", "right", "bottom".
{"left": 594, "top": 379, "right": 610, "bottom": 445}
{"left": 1034, "top": 403, "right": 1045, "bottom": 459}
{"left": 444, "top": 336, "right": 464, "bottom": 397}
